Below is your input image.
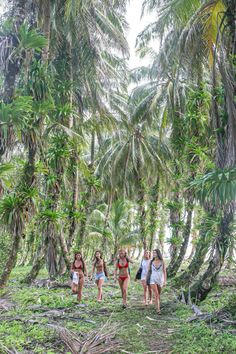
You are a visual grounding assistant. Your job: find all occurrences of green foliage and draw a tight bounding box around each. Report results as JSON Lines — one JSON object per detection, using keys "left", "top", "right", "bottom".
{"left": 17, "top": 23, "right": 47, "bottom": 52}
{"left": 0, "top": 231, "right": 11, "bottom": 273}
{"left": 0, "top": 96, "right": 33, "bottom": 126}
{"left": 0, "top": 187, "right": 37, "bottom": 225}
{"left": 191, "top": 167, "right": 236, "bottom": 205}
{"left": 172, "top": 322, "right": 236, "bottom": 354}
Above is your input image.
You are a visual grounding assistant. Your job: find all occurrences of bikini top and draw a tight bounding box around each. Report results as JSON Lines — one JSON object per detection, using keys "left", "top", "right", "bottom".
{"left": 73, "top": 262, "right": 83, "bottom": 270}
{"left": 95, "top": 259, "right": 104, "bottom": 270}
{"left": 117, "top": 259, "right": 129, "bottom": 269}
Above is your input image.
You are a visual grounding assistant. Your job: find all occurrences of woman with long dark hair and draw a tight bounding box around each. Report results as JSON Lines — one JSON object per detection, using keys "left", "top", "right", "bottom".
{"left": 114, "top": 249, "right": 134, "bottom": 308}
{"left": 147, "top": 249, "right": 167, "bottom": 313}
{"left": 71, "top": 252, "right": 87, "bottom": 302}
{"left": 90, "top": 250, "right": 108, "bottom": 301}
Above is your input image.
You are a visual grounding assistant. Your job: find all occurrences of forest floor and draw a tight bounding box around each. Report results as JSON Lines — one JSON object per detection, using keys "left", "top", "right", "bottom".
{"left": 0, "top": 265, "right": 236, "bottom": 354}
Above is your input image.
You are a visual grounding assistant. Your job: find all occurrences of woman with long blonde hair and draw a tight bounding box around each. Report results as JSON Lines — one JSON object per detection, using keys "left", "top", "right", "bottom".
{"left": 114, "top": 249, "right": 133, "bottom": 308}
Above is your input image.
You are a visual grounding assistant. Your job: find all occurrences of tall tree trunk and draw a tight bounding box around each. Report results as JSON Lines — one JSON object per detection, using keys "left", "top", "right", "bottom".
{"left": 189, "top": 36, "right": 236, "bottom": 299}
{"left": 38, "top": 0, "right": 51, "bottom": 62}
{"left": 137, "top": 175, "right": 147, "bottom": 250}
{"left": 174, "top": 206, "right": 215, "bottom": 286}
{"left": 102, "top": 194, "right": 112, "bottom": 254}
{"left": 148, "top": 177, "right": 159, "bottom": 251}
{"left": 23, "top": 241, "right": 46, "bottom": 284}
{"left": 188, "top": 229, "right": 198, "bottom": 260}
{"left": 2, "top": 0, "right": 27, "bottom": 102}
{"left": 59, "top": 229, "right": 71, "bottom": 271}
{"left": 157, "top": 215, "right": 166, "bottom": 254}
{"left": 0, "top": 214, "right": 23, "bottom": 288}
{"left": 0, "top": 142, "right": 36, "bottom": 287}
{"left": 168, "top": 192, "right": 194, "bottom": 278}
{"left": 67, "top": 152, "right": 79, "bottom": 252}
{"left": 46, "top": 221, "right": 58, "bottom": 278}
{"left": 189, "top": 205, "right": 234, "bottom": 301}
{"left": 167, "top": 191, "right": 182, "bottom": 270}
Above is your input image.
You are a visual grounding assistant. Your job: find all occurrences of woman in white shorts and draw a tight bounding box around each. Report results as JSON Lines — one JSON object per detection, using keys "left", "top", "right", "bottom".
{"left": 147, "top": 249, "right": 167, "bottom": 313}
{"left": 140, "top": 250, "right": 152, "bottom": 305}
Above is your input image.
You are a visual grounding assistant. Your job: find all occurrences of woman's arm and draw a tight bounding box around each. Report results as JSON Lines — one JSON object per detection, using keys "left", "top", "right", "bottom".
{"left": 126, "top": 256, "right": 134, "bottom": 264}
{"left": 114, "top": 260, "right": 118, "bottom": 282}
{"left": 90, "top": 262, "right": 95, "bottom": 279}
{"left": 83, "top": 262, "right": 88, "bottom": 277}
{"left": 163, "top": 261, "right": 167, "bottom": 285}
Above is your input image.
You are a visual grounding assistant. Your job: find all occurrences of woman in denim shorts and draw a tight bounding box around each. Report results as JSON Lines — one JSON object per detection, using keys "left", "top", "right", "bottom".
{"left": 90, "top": 250, "right": 108, "bottom": 301}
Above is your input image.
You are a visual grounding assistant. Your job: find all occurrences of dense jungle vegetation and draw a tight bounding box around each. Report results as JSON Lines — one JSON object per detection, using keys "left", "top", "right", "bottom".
{"left": 0, "top": 1, "right": 235, "bottom": 353}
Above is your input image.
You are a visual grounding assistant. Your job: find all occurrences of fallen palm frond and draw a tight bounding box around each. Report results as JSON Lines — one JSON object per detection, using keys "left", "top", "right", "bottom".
{"left": 49, "top": 321, "right": 120, "bottom": 354}
{"left": 0, "top": 298, "right": 16, "bottom": 313}
{"left": 0, "top": 342, "right": 20, "bottom": 354}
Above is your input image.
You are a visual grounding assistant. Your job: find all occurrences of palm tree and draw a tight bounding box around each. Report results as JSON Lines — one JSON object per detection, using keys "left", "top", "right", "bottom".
{"left": 97, "top": 109, "right": 170, "bottom": 249}
{"left": 136, "top": 0, "right": 236, "bottom": 298}
{"left": 87, "top": 199, "right": 138, "bottom": 257}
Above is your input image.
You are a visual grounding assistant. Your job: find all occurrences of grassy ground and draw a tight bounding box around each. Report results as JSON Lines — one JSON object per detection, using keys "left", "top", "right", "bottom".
{"left": 0, "top": 265, "right": 235, "bottom": 353}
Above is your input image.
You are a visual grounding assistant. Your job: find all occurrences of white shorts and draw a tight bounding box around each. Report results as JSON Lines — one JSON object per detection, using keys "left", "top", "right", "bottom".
{"left": 72, "top": 272, "right": 79, "bottom": 285}
{"left": 141, "top": 272, "right": 148, "bottom": 281}
{"left": 149, "top": 273, "right": 164, "bottom": 287}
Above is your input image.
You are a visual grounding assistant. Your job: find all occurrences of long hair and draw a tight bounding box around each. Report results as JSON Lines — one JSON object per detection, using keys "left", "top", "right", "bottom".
{"left": 144, "top": 250, "right": 151, "bottom": 259}
{"left": 118, "top": 249, "right": 127, "bottom": 257}
{"left": 153, "top": 248, "right": 163, "bottom": 261}
{"left": 93, "top": 250, "right": 103, "bottom": 264}
{"left": 73, "top": 252, "right": 85, "bottom": 271}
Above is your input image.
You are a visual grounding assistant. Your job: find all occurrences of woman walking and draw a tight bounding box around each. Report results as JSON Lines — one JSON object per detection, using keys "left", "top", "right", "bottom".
{"left": 71, "top": 252, "right": 88, "bottom": 302}
{"left": 90, "top": 250, "right": 108, "bottom": 302}
{"left": 114, "top": 249, "right": 133, "bottom": 308}
{"left": 147, "top": 249, "right": 167, "bottom": 313}
{"left": 136, "top": 250, "right": 152, "bottom": 305}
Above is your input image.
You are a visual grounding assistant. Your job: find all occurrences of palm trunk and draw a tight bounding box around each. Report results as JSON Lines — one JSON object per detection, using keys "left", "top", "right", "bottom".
{"left": 189, "top": 205, "right": 234, "bottom": 301}
{"left": 2, "top": 0, "right": 27, "bottom": 102}
{"left": 59, "top": 229, "right": 71, "bottom": 271}
{"left": 137, "top": 175, "right": 147, "bottom": 250}
{"left": 23, "top": 241, "right": 46, "bottom": 284}
{"left": 135, "top": 247, "right": 142, "bottom": 260}
{"left": 102, "top": 194, "right": 112, "bottom": 254}
{"left": 0, "top": 214, "right": 23, "bottom": 288}
{"left": 158, "top": 217, "right": 165, "bottom": 254}
{"left": 38, "top": 0, "right": 51, "bottom": 62}
{"left": 67, "top": 153, "right": 79, "bottom": 252}
{"left": 0, "top": 142, "right": 36, "bottom": 287}
{"left": 175, "top": 207, "right": 215, "bottom": 286}
{"left": 188, "top": 229, "right": 198, "bottom": 260}
{"left": 167, "top": 191, "right": 182, "bottom": 270}
{"left": 148, "top": 177, "right": 160, "bottom": 251}
{"left": 189, "top": 37, "right": 236, "bottom": 299}
{"left": 168, "top": 192, "right": 194, "bottom": 277}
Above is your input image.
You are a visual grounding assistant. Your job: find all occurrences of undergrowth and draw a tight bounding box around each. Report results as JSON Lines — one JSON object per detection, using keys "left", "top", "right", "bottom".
{"left": 0, "top": 266, "right": 235, "bottom": 353}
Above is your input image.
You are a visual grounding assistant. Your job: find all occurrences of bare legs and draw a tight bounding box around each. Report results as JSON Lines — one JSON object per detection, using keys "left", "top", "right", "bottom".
{"left": 77, "top": 276, "right": 84, "bottom": 302}
{"left": 151, "top": 284, "right": 162, "bottom": 312}
{"left": 71, "top": 275, "right": 84, "bottom": 302}
{"left": 96, "top": 278, "right": 104, "bottom": 301}
{"left": 141, "top": 280, "right": 152, "bottom": 305}
{"left": 118, "top": 277, "right": 129, "bottom": 306}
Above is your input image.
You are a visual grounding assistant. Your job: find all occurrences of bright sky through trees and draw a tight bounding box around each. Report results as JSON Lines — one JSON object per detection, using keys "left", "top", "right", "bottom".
{"left": 126, "top": 0, "right": 158, "bottom": 69}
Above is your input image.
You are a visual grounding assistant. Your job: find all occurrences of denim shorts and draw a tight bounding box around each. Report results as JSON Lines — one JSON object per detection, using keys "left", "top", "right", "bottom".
{"left": 95, "top": 272, "right": 105, "bottom": 281}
